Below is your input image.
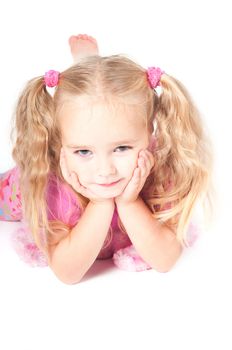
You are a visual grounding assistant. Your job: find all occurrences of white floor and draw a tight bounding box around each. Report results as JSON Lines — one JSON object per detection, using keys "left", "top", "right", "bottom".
{"left": 0, "top": 1, "right": 231, "bottom": 348}
{"left": 0, "top": 209, "right": 231, "bottom": 350}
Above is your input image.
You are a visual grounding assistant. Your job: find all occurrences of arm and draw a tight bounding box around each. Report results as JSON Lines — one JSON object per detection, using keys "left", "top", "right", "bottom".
{"left": 48, "top": 199, "right": 115, "bottom": 284}
{"left": 116, "top": 196, "right": 183, "bottom": 272}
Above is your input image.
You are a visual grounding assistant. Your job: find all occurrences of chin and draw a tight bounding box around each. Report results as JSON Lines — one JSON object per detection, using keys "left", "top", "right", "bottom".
{"left": 98, "top": 190, "right": 121, "bottom": 198}
{"left": 93, "top": 187, "right": 122, "bottom": 198}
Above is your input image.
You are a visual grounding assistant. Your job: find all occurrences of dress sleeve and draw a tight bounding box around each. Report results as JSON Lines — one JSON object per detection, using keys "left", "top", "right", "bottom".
{"left": 45, "top": 173, "right": 82, "bottom": 227}
{"left": 0, "top": 166, "right": 22, "bottom": 221}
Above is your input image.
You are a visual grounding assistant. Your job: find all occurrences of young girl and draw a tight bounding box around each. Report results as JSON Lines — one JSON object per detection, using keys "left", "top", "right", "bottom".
{"left": 0, "top": 34, "right": 213, "bottom": 284}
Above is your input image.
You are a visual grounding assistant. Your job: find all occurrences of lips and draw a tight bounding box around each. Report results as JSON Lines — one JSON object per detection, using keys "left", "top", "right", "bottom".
{"left": 98, "top": 179, "right": 121, "bottom": 187}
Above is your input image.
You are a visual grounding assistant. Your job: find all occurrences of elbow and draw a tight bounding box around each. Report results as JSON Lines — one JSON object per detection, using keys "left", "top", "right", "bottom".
{"left": 47, "top": 247, "right": 85, "bottom": 285}
{"left": 48, "top": 260, "right": 84, "bottom": 285}
{"left": 52, "top": 269, "right": 84, "bottom": 285}
{"left": 151, "top": 250, "right": 183, "bottom": 273}
{"left": 59, "top": 276, "right": 82, "bottom": 285}
{"left": 149, "top": 226, "right": 183, "bottom": 273}
{"left": 153, "top": 265, "right": 173, "bottom": 273}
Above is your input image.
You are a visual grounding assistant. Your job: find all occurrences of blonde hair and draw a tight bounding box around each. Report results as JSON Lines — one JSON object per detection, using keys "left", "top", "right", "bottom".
{"left": 10, "top": 54, "right": 214, "bottom": 253}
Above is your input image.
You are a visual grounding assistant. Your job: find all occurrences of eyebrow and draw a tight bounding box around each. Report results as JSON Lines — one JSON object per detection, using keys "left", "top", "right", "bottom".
{"left": 66, "top": 139, "right": 138, "bottom": 148}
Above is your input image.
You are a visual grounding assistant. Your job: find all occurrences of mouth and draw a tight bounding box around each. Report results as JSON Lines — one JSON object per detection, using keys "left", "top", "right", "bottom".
{"left": 98, "top": 179, "right": 121, "bottom": 187}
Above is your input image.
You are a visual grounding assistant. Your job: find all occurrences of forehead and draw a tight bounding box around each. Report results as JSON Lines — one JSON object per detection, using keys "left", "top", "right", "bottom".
{"left": 59, "top": 97, "right": 148, "bottom": 145}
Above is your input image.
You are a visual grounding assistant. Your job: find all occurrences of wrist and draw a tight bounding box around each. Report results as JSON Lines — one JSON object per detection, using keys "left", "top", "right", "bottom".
{"left": 115, "top": 196, "right": 141, "bottom": 208}
{"left": 90, "top": 198, "right": 115, "bottom": 207}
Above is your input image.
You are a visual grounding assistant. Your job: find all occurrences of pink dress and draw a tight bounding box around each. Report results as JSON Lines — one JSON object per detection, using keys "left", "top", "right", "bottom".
{"left": 0, "top": 167, "right": 155, "bottom": 271}
{"left": 0, "top": 166, "right": 199, "bottom": 272}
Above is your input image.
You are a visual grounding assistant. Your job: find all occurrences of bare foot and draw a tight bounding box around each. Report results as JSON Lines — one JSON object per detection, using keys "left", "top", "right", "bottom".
{"left": 69, "top": 34, "right": 99, "bottom": 63}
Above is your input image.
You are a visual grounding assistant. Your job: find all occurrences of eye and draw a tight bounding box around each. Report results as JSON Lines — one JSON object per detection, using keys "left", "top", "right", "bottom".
{"left": 115, "top": 146, "right": 132, "bottom": 152}
{"left": 74, "top": 149, "right": 92, "bottom": 157}
{"left": 73, "top": 146, "right": 132, "bottom": 157}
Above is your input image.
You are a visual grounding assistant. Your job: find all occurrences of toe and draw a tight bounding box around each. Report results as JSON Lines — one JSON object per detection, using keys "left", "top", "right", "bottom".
{"left": 68, "top": 35, "right": 76, "bottom": 46}
{"left": 76, "top": 34, "right": 84, "bottom": 40}
{"left": 89, "top": 35, "right": 97, "bottom": 43}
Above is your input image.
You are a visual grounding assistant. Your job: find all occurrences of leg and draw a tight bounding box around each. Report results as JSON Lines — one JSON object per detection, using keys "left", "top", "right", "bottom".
{"left": 0, "top": 167, "right": 22, "bottom": 221}
{"left": 68, "top": 33, "right": 99, "bottom": 63}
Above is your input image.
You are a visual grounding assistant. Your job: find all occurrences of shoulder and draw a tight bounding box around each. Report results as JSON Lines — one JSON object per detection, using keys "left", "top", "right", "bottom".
{"left": 0, "top": 165, "right": 20, "bottom": 182}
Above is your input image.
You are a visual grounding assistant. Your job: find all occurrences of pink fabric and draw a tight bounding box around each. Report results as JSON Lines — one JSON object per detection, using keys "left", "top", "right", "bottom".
{"left": 147, "top": 67, "right": 164, "bottom": 89}
{"left": 45, "top": 172, "right": 81, "bottom": 226}
{"left": 1, "top": 166, "right": 199, "bottom": 272}
{"left": 11, "top": 221, "right": 48, "bottom": 268}
{"left": 0, "top": 167, "right": 22, "bottom": 221}
{"left": 113, "top": 245, "right": 152, "bottom": 272}
{"left": 1, "top": 167, "right": 135, "bottom": 268}
{"left": 44, "top": 70, "right": 60, "bottom": 87}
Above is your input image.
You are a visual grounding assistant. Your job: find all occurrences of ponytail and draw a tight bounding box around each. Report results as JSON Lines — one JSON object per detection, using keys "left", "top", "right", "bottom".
{"left": 145, "top": 73, "right": 214, "bottom": 245}
{"left": 11, "top": 76, "right": 57, "bottom": 250}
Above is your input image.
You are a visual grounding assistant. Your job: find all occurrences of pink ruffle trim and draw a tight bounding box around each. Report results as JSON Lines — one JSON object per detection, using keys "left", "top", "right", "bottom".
{"left": 11, "top": 225, "right": 48, "bottom": 268}
{"left": 112, "top": 221, "right": 200, "bottom": 272}
{"left": 113, "top": 245, "right": 152, "bottom": 272}
{"left": 185, "top": 221, "right": 200, "bottom": 247}
{"left": 10, "top": 220, "right": 200, "bottom": 271}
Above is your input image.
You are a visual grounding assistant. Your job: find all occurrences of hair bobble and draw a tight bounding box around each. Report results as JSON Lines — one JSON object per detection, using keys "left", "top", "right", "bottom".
{"left": 44, "top": 70, "right": 60, "bottom": 87}
{"left": 44, "top": 67, "right": 163, "bottom": 89}
{"left": 147, "top": 67, "right": 164, "bottom": 89}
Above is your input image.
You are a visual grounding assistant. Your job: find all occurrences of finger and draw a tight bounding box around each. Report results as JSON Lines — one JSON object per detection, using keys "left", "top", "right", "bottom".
{"left": 138, "top": 155, "right": 153, "bottom": 180}
{"left": 141, "top": 151, "right": 154, "bottom": 173}
{"left": 138, "top": 157, "right": 147, "bottom": 177}
{"left": 70, "top": 172, "right": 93, "bottom": 198}
{"left": 142, "top": 150, "right": 151, "bottom": 167}
{"left": 70, "top": 172, "right": 82, "bottom": 191}
{"left": 132, "top": 167, "right": 141, "bottom": 183}
{"left": 132, "top": 167, "right": 146, "bottom": 196}
{"left": 70, "top": 172, "right": 100, "bottom": 201}
{"left": 145, "top": 150, "right": 155, "bottom": 168}
{"left": 138, "top": 151, "right": 151, "bottom": 177}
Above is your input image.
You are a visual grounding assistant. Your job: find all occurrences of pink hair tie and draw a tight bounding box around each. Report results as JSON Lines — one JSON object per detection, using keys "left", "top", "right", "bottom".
{"left": 147, "top": 67, "right": 164, "bottom": 89}
{"left": 44, "top": 70, "right": 60, "bottom": 87}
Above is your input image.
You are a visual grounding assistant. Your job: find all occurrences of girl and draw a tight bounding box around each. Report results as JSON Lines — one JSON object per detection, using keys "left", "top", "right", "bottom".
{"left": 0, "top": 34, "right": 213, "bottom": 284}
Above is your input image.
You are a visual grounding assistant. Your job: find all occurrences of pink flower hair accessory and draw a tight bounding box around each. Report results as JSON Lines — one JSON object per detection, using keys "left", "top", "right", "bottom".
{"left": 44, "top": 70, "right": 60, "bottom": 87}
{"left": 147, "top": 67, "right": 164, "bottom": 89}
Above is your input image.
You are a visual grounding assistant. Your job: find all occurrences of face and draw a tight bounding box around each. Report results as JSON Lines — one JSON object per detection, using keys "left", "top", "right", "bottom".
{"left": 59, "top": 96, "right": 151, "bottom": 199}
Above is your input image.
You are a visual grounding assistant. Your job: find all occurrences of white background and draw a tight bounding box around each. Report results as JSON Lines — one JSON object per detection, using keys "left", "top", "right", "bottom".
{"left": 0, "top": 1, "right": 231, "bottom": 349}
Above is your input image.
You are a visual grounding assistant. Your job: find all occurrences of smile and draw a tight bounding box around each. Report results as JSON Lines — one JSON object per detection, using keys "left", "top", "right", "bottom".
{"left": 98, "top": 179, "right": 121, "bottom": 187}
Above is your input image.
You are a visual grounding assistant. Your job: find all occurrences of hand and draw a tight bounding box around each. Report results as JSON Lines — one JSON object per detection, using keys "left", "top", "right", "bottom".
{"left": 114, "top": 149, "right": 154, "bottom": 206}
{"left": 59, "top": 148, "right": 114, "bottom": 205}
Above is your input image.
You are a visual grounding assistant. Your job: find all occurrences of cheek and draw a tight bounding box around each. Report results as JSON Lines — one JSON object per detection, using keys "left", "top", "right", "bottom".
{"left": 64, "top": 152, "right": 139, "bottom": 180}
{"left": 64, "top": 154, "right": 76, "bottom": 171}
{"left": 119, "top": 154, "right": 138, "bottom": 176}
{"left": 72, "top": 162, "right": 89, "bottom": 180}
{"left": 63, "top": 154, "right": 86, "bottom": 178}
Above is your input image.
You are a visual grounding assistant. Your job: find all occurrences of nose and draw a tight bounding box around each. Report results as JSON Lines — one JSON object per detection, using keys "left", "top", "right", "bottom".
{"left": 96, "top": 156, "right": 116, "bottom": 179}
